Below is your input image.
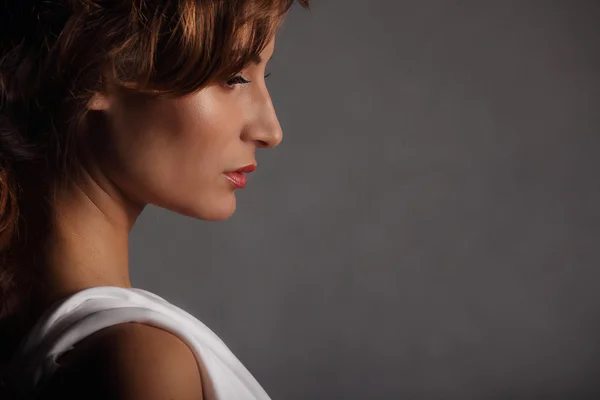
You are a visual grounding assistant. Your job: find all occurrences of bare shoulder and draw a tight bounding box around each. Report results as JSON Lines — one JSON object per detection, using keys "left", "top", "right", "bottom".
{"left": 42, "top": 322, "right": 204, "bottom": 400}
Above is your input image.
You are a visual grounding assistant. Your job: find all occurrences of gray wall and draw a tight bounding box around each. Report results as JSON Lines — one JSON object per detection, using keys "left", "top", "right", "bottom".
{"left": 130, "top": 2, "right": 600, "bottom": 399}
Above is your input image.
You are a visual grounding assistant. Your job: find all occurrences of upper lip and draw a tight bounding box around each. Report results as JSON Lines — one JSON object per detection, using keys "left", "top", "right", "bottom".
{"left": 229, "top": 163, "right": 257, "bottom": 173}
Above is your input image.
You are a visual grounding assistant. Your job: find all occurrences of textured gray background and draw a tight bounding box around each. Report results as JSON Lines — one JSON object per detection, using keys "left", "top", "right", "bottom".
{"left": 129, "top": 1, "right": 600, "bottom": 399}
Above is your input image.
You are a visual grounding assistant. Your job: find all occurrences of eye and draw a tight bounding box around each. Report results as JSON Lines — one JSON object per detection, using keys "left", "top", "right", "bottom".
{"left": 224, "top": 72, "right": 272, "bottom": 88}
{"left": 226, "top": 75, "right": 250, "bottom": 86}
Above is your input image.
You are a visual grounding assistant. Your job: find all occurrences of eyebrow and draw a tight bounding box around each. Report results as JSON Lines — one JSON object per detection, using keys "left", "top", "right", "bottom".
{"left": 250, "top": 53, "right": 273, "bottom": 65}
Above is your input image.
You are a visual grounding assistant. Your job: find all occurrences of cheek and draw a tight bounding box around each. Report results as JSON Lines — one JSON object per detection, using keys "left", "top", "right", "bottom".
{"left": 167, "top": 95, "right": 243, "bottom": 176}
{"left": 102, "top": 94, "right": 242, "bottom": 218}
{"left": 166, "top": 96, "right": 237, "bottom": 174}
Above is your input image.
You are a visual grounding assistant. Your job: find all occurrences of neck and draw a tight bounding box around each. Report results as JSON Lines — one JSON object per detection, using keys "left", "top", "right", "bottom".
{"left": 15, "top": 157, "right": 144, "bottom": 319}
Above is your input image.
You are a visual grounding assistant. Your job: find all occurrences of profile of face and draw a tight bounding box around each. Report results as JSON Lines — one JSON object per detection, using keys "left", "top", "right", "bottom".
{"left": 85, "top": 35, "right": 282, "bottom": 221}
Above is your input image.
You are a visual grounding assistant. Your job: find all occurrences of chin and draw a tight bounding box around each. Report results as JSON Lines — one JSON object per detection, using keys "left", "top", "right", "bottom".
{"left": 171, "top": 195, "right": 237, "bottom": 221}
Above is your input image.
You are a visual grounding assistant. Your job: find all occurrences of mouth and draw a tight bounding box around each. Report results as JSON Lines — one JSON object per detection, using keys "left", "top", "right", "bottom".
{"left": 229, "top": 164, "right": 257, "bottom": 173}
{"left": 224, "top": 163, "right": 256, "bottom": 189}
{"left": 224, "top": 171, "right": 247, "bottom": 188}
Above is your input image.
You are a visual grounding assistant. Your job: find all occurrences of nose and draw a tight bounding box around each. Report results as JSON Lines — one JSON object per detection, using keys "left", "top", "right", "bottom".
{"left": 243, "top": 88, "right": 283, "bottom": 149}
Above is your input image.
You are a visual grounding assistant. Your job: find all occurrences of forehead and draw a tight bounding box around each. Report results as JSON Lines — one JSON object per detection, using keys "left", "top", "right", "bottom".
{"left": 249, "top": 35, "right": 276, "bottom": 65}
{"left": 261, "top": 34, "right": 276, "bottom": 56}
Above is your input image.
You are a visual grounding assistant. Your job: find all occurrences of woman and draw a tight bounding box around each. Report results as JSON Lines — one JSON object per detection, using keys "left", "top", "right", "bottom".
{"left": 0, "top": 0, "right": 310, "bottom": 398}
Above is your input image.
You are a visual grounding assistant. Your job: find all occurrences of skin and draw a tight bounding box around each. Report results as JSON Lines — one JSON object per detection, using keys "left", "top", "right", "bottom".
{"left": 34, "top": 34, "right": 282, "bottom": 309}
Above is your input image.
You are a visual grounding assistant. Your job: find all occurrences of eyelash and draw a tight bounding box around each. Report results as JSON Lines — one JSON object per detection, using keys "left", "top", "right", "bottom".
{"left": 225, "top": 72, "right": 272, "bottom": 87}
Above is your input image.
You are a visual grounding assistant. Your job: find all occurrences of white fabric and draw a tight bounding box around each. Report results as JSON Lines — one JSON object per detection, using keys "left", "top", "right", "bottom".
{"left": 8, "top": 286, "right": 271, "bottom": 399}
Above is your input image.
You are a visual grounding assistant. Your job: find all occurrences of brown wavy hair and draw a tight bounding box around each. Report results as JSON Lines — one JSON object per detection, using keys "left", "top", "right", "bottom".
{"left": 0, "top": 0, "right": 310, "bottom": 319}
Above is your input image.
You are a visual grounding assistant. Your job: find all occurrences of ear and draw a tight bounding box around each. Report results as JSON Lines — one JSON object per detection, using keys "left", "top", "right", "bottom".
{"left": 87, "top": 92, "right": 111, "bottom": 111}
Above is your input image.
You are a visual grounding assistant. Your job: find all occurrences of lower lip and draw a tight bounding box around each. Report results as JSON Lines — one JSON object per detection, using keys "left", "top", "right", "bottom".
{"left": 224, "top": 172, "right": 247, "bottom": 188}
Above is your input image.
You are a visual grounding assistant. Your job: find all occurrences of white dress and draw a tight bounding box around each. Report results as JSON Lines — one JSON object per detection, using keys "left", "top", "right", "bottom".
{"left": 7, "top": 286, "right": 272, "bottom": 399}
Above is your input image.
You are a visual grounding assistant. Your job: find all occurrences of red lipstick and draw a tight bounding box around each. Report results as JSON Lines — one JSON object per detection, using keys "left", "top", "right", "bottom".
{"left": 233, "top": 164, "right": 257, "bottom": 173}
{"left": 224, "top": 164, "right": 256, "bottom": 189}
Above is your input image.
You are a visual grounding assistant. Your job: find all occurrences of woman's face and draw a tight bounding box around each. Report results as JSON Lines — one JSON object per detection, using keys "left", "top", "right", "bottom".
{"left": 86, "top": 35, "right": 282, "bottom": 221}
